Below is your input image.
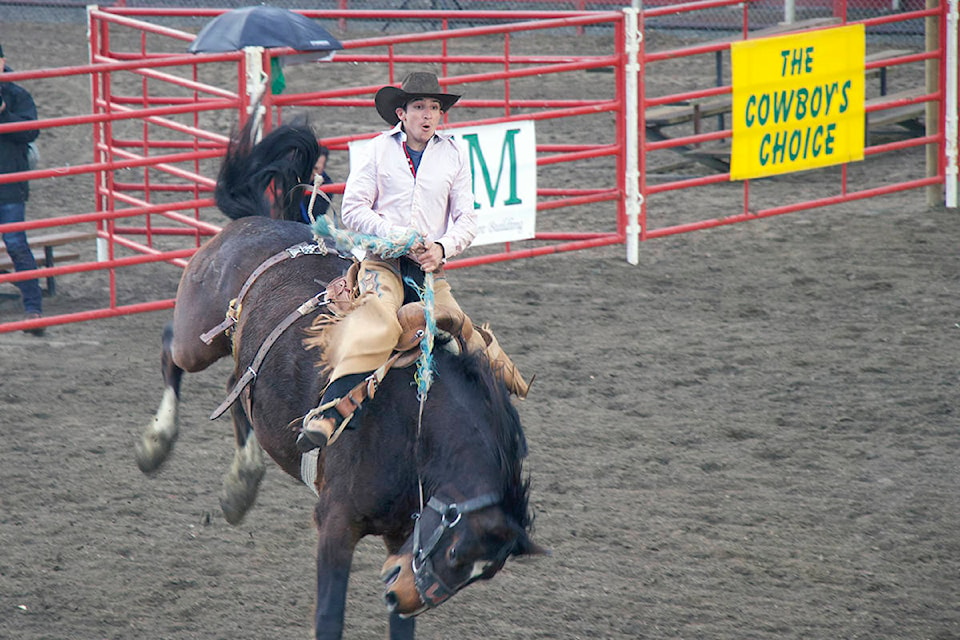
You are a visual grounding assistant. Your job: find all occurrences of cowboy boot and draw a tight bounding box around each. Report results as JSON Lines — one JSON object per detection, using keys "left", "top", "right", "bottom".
{"left": 474, "top": 323, "right": 532, "bottom": 399}
{"left": 297, "top": 372, "right": 370, "bottom": 452}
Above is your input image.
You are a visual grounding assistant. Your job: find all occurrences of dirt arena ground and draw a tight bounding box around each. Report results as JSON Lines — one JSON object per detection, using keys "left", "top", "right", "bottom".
{"left": 2, "top": 18, "right": 959, "bottom": 640}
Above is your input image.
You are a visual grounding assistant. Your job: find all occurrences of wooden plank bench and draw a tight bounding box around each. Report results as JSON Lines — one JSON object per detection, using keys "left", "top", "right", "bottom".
{"left": 866, "top": 87, "right": 927, "bottom": 135}
{"left": 676, "top": 90, "right": 928, "bottom": 167}
{"left": 864, "top": 48, "right": 914, "bottom": 95}
{"left": 659, "top": 87, "right": 928, "bottom": 171}
{"left": 646, "top": 95, "right": 734, "bottom": 129}
{"left": 0, "top": 229, "right": 97, "bottom": 296}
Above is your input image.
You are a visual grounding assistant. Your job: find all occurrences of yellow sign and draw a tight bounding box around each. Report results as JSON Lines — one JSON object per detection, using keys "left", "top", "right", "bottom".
{"left": 730, "top": 24, "right": 865, "bottom": 180}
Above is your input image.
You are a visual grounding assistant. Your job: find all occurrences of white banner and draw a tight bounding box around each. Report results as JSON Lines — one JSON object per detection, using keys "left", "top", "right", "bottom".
{"left": 348, "top": 120, "right": 537, "bottom": 246}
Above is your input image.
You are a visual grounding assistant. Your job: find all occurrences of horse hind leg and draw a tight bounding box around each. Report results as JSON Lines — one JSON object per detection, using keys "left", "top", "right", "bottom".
{"left": 219, "top": 397, "right": 265, "bottom": 525}
{"left": 136, "top": 323, "right": 182, "bottom": 473}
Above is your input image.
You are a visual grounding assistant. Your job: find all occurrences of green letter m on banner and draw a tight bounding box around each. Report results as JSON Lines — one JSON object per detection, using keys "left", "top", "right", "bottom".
{"left": 462, "top": 129, "right": 523, "bottom": 209}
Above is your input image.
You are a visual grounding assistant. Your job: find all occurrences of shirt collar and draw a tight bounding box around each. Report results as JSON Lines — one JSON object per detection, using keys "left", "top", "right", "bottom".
{"left": 389, "top": 122, "right": 451, "bottom": 145}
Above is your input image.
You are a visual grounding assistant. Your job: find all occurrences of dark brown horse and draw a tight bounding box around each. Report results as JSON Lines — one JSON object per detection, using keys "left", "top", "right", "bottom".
{"left": 135, "top": 122, "right": 543, "bottom": 640}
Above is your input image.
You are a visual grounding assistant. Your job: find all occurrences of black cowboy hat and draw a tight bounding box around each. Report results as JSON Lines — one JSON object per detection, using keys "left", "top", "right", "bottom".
{"left": 374, "top": 72, "right": 461, "bottom": 126}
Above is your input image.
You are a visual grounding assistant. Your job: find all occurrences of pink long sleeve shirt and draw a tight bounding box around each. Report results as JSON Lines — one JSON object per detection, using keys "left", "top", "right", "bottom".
{"left": 341, "top": 123, "right": 477, "bottom": 260}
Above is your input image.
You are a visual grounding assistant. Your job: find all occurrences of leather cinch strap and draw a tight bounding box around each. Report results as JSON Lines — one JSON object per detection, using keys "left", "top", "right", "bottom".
{"left": 209, "top": 291, "right": 328, "bottom": 420}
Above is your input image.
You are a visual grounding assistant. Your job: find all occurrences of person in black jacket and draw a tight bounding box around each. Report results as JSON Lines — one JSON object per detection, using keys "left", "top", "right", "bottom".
{"left": 0, "top": 43, "right": 43, "bottom": 335}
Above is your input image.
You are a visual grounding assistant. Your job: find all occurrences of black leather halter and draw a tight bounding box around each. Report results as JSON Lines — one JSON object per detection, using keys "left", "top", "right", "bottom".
{"left": 411, "top": 492, "right": 509, "bottom": 608}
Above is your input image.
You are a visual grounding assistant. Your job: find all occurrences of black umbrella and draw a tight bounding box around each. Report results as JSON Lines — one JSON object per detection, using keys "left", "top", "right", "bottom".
{"left": 188, "top": 6, "right": 343, "bottom": 56}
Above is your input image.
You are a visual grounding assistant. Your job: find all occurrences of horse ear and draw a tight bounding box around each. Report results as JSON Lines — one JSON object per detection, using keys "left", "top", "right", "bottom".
{"left": 513, "top": 533, "right": 551, "bottom": 557}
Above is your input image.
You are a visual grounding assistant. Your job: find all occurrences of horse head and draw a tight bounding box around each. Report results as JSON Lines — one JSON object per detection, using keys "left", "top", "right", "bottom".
{"left": 380, "top": 487, "right": 547, "bottom": 616}
{"left": 378, "top": 350, "right": 547, "bottom": 616}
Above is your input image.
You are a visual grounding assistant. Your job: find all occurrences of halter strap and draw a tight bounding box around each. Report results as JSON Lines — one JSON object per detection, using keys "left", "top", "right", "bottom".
{"left": 412, "top": 492, "right": 501, "bottom": 568}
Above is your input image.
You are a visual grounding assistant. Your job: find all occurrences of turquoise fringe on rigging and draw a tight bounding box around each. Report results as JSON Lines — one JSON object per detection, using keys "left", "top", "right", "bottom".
{"left": 311, "top": 215, "right": 421, "bottom": 259}
{"left": 403, "top": 273, "right": 436, "bottom": 400}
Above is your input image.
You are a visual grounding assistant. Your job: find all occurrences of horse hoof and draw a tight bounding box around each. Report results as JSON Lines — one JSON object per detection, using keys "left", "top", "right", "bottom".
{"left": 219, "top": 494, "right": 249, "bottom": 526}
{"left": 135, "top": 432, "right": 175, "bottom": 474}
{"left": 219, "top": 461, "right": 265, "bottom": 525}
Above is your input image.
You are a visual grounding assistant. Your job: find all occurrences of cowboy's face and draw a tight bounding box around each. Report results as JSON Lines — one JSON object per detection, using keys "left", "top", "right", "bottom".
{"left": 397, "top": 97, "right": 443, "bottom": 151}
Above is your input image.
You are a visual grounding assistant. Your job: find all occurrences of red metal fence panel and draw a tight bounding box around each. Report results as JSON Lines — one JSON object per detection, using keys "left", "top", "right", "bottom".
{"left": 0, "top": 2, "right": 951, "bottom": 334}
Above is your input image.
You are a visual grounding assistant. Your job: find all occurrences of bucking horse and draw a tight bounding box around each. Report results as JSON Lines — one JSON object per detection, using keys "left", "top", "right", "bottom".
{"left": 134, "top": 119, "right": 544, "bottom": 640}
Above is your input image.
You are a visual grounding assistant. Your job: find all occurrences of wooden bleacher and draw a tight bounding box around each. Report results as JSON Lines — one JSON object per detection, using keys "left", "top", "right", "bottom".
{"left": 865, "top": 87, "right": 928, "bottom": 136}
{"left": 0, "top": 229, "right": 96, "bottom": 296}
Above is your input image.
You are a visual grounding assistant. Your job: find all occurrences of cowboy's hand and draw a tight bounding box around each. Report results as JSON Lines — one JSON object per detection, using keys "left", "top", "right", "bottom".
{"left": 414, "top": 242, "right": 445, "bottom": 273}
{"left": 409, "top": 239, "right": 427, "bottom": 256}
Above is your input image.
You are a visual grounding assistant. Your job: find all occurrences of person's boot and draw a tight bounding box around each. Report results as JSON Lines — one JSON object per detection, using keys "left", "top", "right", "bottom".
{"left": 474, "top": 323, "right": 531, "bottom": 398}
{"left": 23, "top": 312, "right": 45, "bottom": 337}
{"left": 297, "top": 372, "right": 370, "bottom": 453}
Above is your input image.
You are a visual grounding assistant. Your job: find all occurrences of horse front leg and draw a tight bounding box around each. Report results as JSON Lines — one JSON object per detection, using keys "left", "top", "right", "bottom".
{"left": 136, "top": 323, "right": 182, "bottom": 473}
{"left": 219, "top": 399, "right": 265, "bottom": 525}
{"left": 388, "top": 611, "right": 415, "bottom": 640}
{"left": 314, "top": 505, "right": 358, "bottom": 640}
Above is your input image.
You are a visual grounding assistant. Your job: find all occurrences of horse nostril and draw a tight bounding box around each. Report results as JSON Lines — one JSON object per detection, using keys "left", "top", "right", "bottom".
{"left": 383, "top": 591, "right": 398, "bottom": 612}
{"left": 381, "top": 564, "right": 401, "bottom": 587}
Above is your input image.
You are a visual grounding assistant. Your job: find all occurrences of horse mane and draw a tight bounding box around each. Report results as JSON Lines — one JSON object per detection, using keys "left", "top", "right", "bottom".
{"left": 214, "top": 115, "right": 320, "bottom": 222}
{"left": 428, "top": 348, "right": 534, "bottom": 532}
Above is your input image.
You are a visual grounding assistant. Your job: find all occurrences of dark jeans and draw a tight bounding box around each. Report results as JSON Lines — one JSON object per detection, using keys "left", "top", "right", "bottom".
{"left": 0, "top": 201, "right": 43, "bottom": 314}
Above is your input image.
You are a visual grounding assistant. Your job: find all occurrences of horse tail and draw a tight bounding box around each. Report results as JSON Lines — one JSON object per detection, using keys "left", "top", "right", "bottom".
{"left": 214, "top": 115, "right": 320, "bottom": 222}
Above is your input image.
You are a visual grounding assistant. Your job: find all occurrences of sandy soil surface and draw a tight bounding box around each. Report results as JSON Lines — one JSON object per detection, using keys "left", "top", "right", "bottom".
{"left": 1, "top": 17, "right": 958, "bottom": 640}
